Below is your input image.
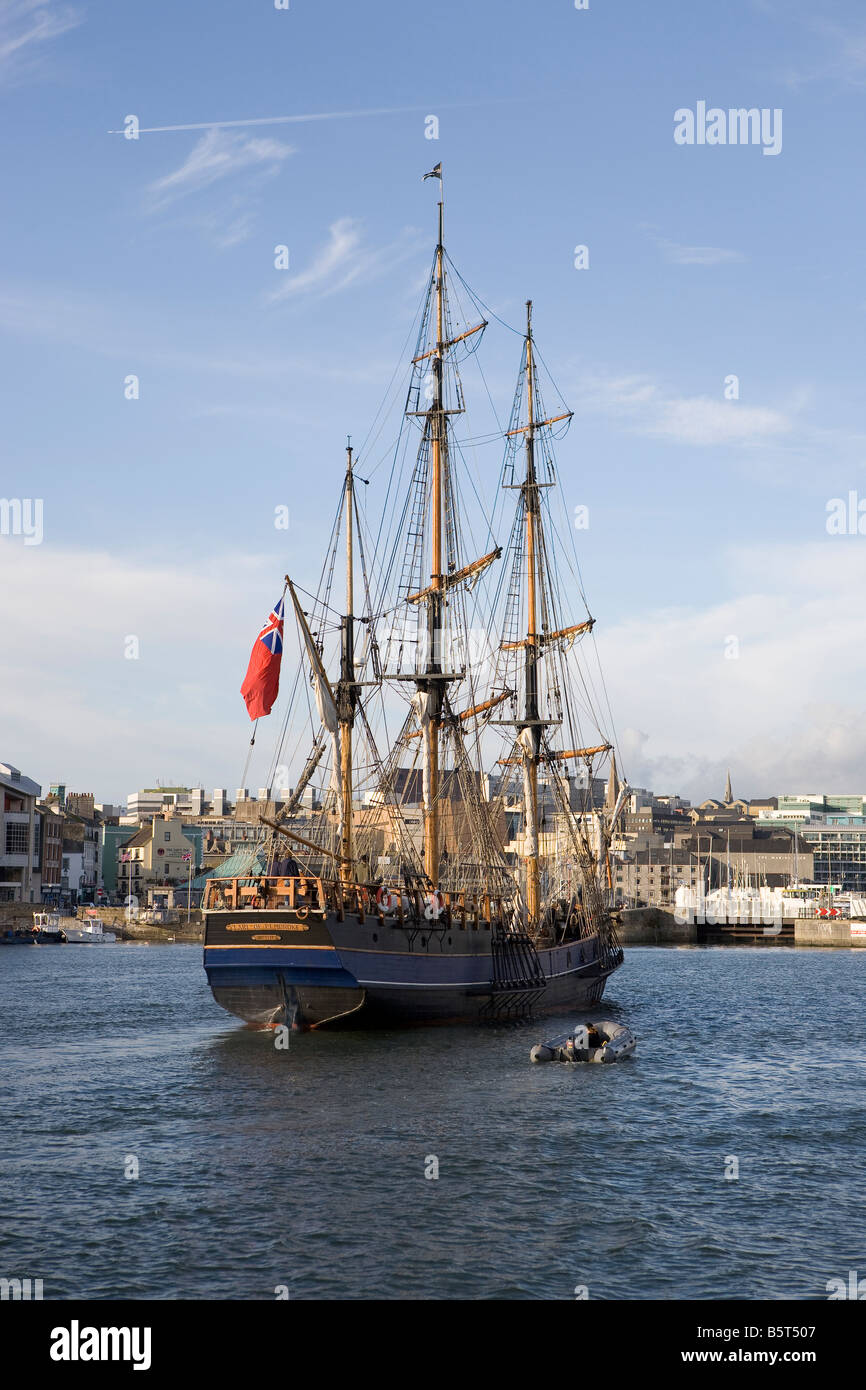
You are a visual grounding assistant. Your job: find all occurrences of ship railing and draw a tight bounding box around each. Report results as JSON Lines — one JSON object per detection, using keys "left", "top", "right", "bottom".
{"left": 203, "top": 875, "right": 327, "bottom": 912}
{"left": 203, "top": 875, "right": 519, "bottom": 931}
{"left": 334, "top": 887, "right": 506, "bottom": 932}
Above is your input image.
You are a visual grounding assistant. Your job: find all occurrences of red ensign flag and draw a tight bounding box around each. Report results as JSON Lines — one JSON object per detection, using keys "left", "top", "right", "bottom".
{"left": 240, "top": 594, "right": 285, "bottom": 720}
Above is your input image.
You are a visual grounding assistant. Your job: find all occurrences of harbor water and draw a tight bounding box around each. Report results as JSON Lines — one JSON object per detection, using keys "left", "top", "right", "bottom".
{"left": 0, "top": 944, "right": 863, "bottom": 1300}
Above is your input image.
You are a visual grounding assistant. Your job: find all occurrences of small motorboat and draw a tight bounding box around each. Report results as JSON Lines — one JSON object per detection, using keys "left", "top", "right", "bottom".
{"left": 28, "top": 913, "right": 68, "bottom": 945}
{"left": 530, "top": 1020, "right": 636, "bottom": 1064}
{"left": 64, "top": 910, "right": 116, "bottom": 944}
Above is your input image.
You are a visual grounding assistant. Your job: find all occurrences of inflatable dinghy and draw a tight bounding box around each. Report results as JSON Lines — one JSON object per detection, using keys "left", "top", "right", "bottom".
{"left": 530, "top": 1020, "right": 636, "bottom": 1064}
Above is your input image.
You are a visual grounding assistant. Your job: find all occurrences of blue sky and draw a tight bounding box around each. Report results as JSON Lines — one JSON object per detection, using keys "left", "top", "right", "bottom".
{"left": 2, "top": 0, "right": 866, "bottom": 803}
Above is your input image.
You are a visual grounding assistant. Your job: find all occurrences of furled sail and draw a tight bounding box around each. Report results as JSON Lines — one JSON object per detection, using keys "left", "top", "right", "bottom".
{"left": 411, "top": 689, "right": 435, "bottom": 816}
{"left": 287, "top": 579, "right": 343, "bottom": 833}
{"left": 406, "top": 547, "right": 501, "bottom": 605}
{"left": 518, "top": 726, "right": 540, "bottom": 860}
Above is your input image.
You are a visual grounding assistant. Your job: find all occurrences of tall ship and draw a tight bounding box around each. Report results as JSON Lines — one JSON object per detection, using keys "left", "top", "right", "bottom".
{"left": 203, "top": 172, "right": 627, "bottom": 1029}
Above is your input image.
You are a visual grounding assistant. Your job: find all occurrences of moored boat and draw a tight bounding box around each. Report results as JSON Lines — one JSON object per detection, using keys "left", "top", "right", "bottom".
{"left": 64, "top": 910, "right": 116, "bottom": 944}
{"left": 28, "top": 912, "right": 67, "bottom": 945}
{"left": 0, "top": 926, "right": 36, "bottom": 945}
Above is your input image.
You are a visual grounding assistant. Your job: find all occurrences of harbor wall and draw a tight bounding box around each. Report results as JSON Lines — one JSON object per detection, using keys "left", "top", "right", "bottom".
{"left": 619, "top": 907, "right": 866, "bottom": 948}
{"left": 618, "top": 908, "right": 697, "bottom": 944}
{"left": 105, "top": 907, "right": 203, "bottom": 943}
{"left": 794, "top": 919, "right": 866, "bottom": 948}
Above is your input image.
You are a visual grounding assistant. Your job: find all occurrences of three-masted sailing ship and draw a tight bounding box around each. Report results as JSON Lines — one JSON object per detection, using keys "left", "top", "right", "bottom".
{"left": 203, "top": 173, "right": 626, "bottom": 1029}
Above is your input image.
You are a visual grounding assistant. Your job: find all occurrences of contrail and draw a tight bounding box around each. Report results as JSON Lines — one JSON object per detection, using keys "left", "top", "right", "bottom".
{"left": 108, "top": 104, "right": 436, "bottom": 135}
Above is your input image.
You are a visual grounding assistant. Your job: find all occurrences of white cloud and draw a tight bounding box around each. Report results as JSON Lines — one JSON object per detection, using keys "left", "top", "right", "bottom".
{"left": 212, "top": 210, "right": 256, "bottom": 249}
{"left": 0, "top": 0, "right": 81, "bottom": 77}
{"left": 268, "top": 217, "right": 426, "bottom": 302}
{"left": 658, "top": 239, "right": 745, "bottom": 266}
{"left": 146, "top": 129, "right": 293, "bottom": 208}
{"left": 640, "top": 224, "right": 744, "bottom": 267}
{"left": 599, "top": 540, "right": 866, "bottom": 797}
{"left": 0, "top": 543, "right": 277, "bottom": 798}
{"left": 773, "top": 11, "right": 866, "bottom": 88}
{"left": 648, "top": 395, "right": 790, "bottom": 445}
{"left": 572, "top": 371, "right": 792, "bottom": 446}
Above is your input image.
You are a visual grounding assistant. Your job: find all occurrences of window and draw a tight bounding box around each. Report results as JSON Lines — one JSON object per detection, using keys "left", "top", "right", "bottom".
{"left": 5, "top": 823, "right": 28, "bottom": 855}
{"left": 164, "top": 832, "right": 171, "bottom": 842}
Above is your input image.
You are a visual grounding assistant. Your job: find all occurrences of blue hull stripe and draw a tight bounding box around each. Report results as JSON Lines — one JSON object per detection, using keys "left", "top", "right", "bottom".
{"left": 205, "top": 941, "right": 601, "bottom": 992}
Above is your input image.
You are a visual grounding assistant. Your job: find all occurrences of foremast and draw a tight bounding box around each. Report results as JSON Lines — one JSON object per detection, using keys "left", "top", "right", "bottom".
{"left": 282, "top": 440, "right": 369, "bottom": 885}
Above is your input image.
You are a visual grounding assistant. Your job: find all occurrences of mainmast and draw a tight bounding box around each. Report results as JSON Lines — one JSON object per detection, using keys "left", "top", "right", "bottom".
{"left": 337, "top": 440, "right": 357, "bottom": 884}
{"left": 391, "top": 166, "right": 490, "bottom": 888}
{"left": 522, "top": 301, "right": 542, "bottom": 923}
{"left": 422, "top": 196, "right": 447, "bottom": 885}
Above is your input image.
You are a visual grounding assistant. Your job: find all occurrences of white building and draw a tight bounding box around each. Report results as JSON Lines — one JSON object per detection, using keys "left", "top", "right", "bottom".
{"left": 0, "top": 762, "right": 41, "bottom": 903}
{"left": 126, "top": 786, "right": 207, "bottom": 819}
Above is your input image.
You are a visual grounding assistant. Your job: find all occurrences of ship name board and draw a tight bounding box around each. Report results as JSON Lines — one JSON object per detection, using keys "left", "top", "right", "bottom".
{"left": 225, "top": 922, "right": 310, "bottom": 933}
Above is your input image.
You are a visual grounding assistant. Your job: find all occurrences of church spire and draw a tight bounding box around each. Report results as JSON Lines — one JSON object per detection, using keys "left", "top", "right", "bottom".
{"left": 723, "top": 768, "right": 733, "bottom": 805}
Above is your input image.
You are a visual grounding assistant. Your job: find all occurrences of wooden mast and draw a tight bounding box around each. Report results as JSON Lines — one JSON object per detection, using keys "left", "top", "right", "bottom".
{"left": 337, "top": 440, "right": 356, "bottom": 884}
{"left": 423, "top": 196, "right": 446, "bottom": 885}
{"left": 523, "top": 300, "right": 541, "bottom": 924}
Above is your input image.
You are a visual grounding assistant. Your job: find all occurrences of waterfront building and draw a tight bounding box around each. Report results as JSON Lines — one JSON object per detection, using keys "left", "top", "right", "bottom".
{"left": 760, "top": 793, "right": 866, "bottom": 824}
{"left": 61, "top": 812, "right": 100, "bottom": 907}
{"left": 66, "top": 792, "right": 95, "bottom": 821}
{"left": 612, "top": 846, "right": 707, "bottom": 905}
{"left": 0, "top": 762, "right": 41, "bottom": 903}
{"left": 38, "top": 803, "right": 64, "bottom": 903}
{"left": 116, "top": 816, "right": 197, "bottom": 896}
{"left": 126, "top": 786, "right": 207, "bottom": 819}
{"left": 612, "top": 826, "right": 810, "bottom": 907}
{"left": 751, "top": 793, "right": 866, "bottom": 891}
{"left": 101, "top": 823, "right": 136, "bottom": 898}
{"left": 789, "top": 823, "right": 866, "bottom": 894}
{"left": 623, "top": 800, "right": 691, "bottom": 842}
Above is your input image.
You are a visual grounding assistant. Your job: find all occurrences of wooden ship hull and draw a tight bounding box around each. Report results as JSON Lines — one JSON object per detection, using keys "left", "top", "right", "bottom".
{"left": 203, "top": 887, "right": 621, "bottom": 1029}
